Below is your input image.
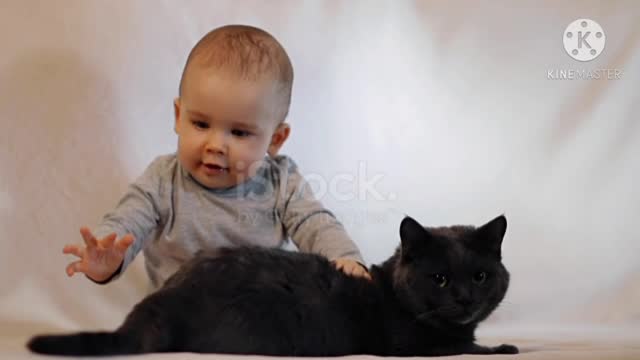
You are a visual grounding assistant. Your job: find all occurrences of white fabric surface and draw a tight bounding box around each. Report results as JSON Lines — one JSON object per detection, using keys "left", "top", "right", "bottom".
{"left": 1, "top": 0, "right": 639, "bottom": 358}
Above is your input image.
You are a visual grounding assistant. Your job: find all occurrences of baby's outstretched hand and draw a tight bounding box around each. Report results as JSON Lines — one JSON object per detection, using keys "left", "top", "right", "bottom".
{"left": 62, "top": 227, "right": 134, "bottom": 282}
{"left": 333, "top": 258, "right": 371, "bottom": 281}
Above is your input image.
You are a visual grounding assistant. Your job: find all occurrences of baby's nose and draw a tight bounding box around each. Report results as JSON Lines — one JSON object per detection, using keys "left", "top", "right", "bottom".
{"left": 205, "top": 131, "right": 228, "bottom": 154}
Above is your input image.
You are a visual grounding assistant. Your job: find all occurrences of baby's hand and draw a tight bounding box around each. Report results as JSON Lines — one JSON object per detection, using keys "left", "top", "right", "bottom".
{"left": 333, "top": 258, "right": 372, "bottom": 281}
{"left": 62, "top": 227, "right": 134, "bottom": 282}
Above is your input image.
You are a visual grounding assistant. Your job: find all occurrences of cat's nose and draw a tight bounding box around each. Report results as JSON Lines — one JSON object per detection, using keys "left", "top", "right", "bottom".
{"left": 456, "top": 298, "right": 473, "bottom": 307}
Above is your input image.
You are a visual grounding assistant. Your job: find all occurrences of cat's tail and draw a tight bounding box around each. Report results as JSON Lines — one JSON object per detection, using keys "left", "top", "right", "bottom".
{"left": 27, "top": 331, "right": 141, "bottom": 356}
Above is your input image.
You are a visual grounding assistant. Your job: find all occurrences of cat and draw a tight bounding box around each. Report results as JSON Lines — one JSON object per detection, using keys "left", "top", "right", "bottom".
{"left": 28, "top": 214, "right": 518, "bottom": 356}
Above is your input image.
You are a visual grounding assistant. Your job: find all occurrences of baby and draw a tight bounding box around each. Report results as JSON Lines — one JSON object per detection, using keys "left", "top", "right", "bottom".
{"left": 62, "top": 24, "right": 370, "bottom": 290}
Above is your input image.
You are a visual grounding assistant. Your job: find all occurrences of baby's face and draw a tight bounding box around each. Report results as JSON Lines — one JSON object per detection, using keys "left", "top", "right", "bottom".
{"left": 174, "top": 67, "right": 287, "bottom": 189}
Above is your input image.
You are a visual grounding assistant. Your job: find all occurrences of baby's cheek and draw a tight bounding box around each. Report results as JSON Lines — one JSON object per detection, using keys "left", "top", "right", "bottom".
{"left": 231, "top": 156, "right": 264, "bottom": 179}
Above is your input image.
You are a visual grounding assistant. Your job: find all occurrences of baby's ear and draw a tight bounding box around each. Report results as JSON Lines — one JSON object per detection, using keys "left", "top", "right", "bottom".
{"left": 267, "top": 122, "right": 291, "bottom": 157}
{"left": 173, "top": 97, "right": 182, "bottom": 134}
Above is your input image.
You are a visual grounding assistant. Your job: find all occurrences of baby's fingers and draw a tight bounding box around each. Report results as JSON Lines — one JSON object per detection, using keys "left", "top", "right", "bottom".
{"left": 62, "top": 244, "right": 84, "bottom": 259}
{"left": 344, "top": 263, "right": 371, "bottom": 280}
{"left": 65, "top": 260, "right": 86, "bottom": 277}
{"left": 115, "top": 234, "right": 134, "bottom": 253}
{"left": 79, "top": 227, "right": 98, "bottom": 248}
{"left": 354, "top": 267, "right": 372, "bottom": 281}
{"left": 100, "top": 233, "right": 118, "bottom": 248}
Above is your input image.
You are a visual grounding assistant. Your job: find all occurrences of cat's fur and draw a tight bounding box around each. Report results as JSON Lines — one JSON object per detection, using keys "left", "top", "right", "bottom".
{"left": 28, "top": 215, "right": 518, "bottom": 356}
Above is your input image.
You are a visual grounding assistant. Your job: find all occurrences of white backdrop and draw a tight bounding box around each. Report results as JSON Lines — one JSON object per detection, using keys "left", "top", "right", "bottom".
{"left": 1, "top": 0, "right": 639, "bottom": 348}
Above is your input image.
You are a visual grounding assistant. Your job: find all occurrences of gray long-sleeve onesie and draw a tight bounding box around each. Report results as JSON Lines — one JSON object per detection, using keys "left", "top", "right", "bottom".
{"left": 93, "top": 153, "right": 364, "bottom": 289}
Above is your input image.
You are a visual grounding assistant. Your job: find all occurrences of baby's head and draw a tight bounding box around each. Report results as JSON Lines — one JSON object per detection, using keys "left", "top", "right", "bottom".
{"left": 174, "top": 25, "right": 293, "bottom": 189}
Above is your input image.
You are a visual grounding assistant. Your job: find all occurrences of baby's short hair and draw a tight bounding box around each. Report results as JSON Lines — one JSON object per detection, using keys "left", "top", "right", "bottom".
{"left": 179, "top": 25, "right": 294, "bottom": 121}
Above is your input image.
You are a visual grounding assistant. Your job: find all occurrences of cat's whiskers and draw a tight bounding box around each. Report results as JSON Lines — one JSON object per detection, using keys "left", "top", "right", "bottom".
{"left": 495, "top": 301, "right": 518, "bottom": 309}
{"left": 415, "top": 309, "right": 438, "bottom": 324}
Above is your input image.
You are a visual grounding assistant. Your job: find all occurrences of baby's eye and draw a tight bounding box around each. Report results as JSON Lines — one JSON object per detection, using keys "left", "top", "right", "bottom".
{"left": 432, "top": 273, "right": 448, "bottom": 288}
{"left": 231, "top": 129, "right": 251, "bottom": 137}
{"left": 192, "top": 120, "right": 209, "bottom": 130}
{"left": 472, "top": 271, "right": 488, "bottom": 284}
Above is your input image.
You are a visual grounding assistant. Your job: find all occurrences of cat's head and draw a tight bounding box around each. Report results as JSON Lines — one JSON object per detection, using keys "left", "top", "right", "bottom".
{"left": 389, "top": 215, "right": 510, "bottom": 327}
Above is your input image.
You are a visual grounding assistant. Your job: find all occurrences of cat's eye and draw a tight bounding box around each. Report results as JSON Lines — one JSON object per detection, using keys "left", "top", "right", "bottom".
{"left": 473, "top": 271, "right": 488, "bottom": 284}
{"left": 432, "top": 274, "right": 448, "bottom": 288}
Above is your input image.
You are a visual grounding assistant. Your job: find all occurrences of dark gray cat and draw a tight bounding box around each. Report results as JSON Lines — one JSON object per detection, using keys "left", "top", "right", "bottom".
{"left": 28, "top": 215, "right": 518, "bottom": 356}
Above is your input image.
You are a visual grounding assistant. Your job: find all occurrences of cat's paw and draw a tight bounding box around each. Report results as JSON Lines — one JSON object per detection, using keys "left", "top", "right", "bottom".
{"left": 493, "top": 344, "right": 519, "bottom": 354}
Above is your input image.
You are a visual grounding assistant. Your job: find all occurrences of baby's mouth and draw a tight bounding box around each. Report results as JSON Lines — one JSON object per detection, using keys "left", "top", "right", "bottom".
{"left": 202, "top": 163, "right": 229, "bottom": 173}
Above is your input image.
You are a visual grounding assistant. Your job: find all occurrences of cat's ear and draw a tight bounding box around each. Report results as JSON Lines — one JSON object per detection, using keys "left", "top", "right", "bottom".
{"left": 400, "top": 216, "right": 431, "bottom": 262}
{"left": 474, "top": 215, "right": 507, "bottom": 257}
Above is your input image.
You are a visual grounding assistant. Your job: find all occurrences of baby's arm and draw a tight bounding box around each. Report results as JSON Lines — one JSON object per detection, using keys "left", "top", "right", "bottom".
{"left": 278, "top": 159, "right": 370, "bottom": 280}
{"left": 63, "top": 158, "right": 166, "bottom": 283}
